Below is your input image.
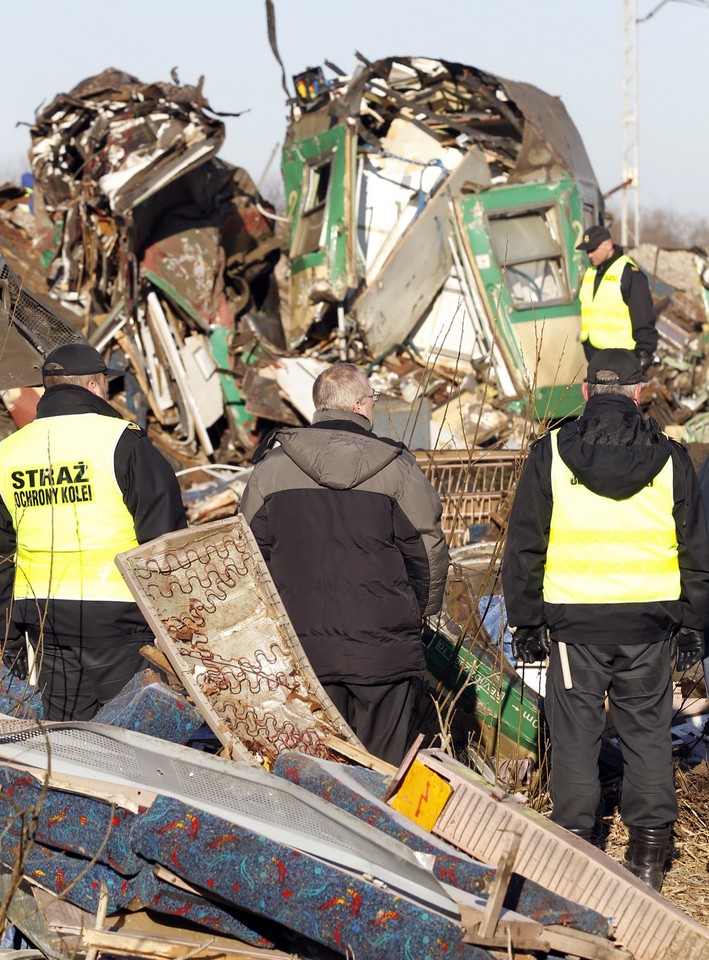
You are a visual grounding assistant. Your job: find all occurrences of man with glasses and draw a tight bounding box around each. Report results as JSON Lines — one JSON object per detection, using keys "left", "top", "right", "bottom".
{"left": 241, "top": 363, "right": 449, "bottom": 764}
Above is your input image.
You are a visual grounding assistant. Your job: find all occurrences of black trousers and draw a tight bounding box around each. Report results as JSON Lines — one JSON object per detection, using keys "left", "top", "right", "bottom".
{"left": 324, "top": 678, "right": 416, "bottom": 766}
{"left": 30, "top": 633, "right": 148, "bottom": 721}
{"left": 545, "top": 640, "right": 677, "bottom": 832}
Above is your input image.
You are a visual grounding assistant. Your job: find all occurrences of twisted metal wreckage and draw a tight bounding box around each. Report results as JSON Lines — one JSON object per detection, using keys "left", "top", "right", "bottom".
{"left": 1, "top": 60, "right": 708, "bottom": 465}
{"left": 1, "top": 57, "right": 709, "bottom": 960}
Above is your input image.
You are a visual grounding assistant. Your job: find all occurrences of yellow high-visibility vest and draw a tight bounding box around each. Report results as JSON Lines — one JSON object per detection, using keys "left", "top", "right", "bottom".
{"left": 0, "top": 414, "right": 139, "bottom": 602}
{"left": 579, "top": 254, "right": 636, "bottom": 349}
{"left": 543, "top": 431, "right": 680, "bottom": 604}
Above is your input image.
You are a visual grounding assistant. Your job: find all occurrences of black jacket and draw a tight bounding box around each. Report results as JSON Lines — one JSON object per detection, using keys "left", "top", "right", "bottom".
{"left": 240, "top": 410, "right": 449, "bottom": 684}
{"left": 502, "top": 394, "right": 709, "bottom": 644}
{"left": 592, "top": 245, "right": 658, "bottom": 356}
{"left": 0, "top": 385, "right": 187, "bottom": 646}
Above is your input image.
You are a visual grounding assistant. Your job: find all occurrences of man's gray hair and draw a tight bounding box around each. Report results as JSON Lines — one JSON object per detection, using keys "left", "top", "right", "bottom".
{"left": 42, "top": 366, "right": 95, "bottom": 390}
{"left": 586, "top": 370, "right": 637, "bottom": 399}
{"left": 312, "top": 363, "right": 368, "bottom": 411}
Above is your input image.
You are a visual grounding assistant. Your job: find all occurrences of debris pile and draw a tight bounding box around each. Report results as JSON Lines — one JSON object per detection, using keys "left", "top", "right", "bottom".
{"left": 22, "top": 68, "right": 283, "bottom": 461}
{"left": 3, "top": 515, "right": 702, "bottom": 960}
{"left": 2, "top": 62, "right": 709, "bottom": 483}
{"left": 0, "top": 715, "right": 622, "bottom": 960}
{"left": 627, "top": 245, "right": 709, "bottom": 435}
{"left": 1, "top": 44, "right": 709, "bottom": 960}
{"left": 1, "top": 55, "right": 607, "bottom": 469}
{"left": 280, "top": 56, "right": 602, "bottom": 422}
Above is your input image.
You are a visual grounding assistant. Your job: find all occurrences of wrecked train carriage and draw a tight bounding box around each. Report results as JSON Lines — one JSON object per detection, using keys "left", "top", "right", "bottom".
{"left": 27, "top": 69, "right": 282, "bottom": 460}
{"left": 283, "top": 57, "right": 603, "bottom": 417}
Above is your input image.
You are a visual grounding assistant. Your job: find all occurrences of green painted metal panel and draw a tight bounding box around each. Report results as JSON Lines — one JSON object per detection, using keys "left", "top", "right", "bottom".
{"left": 425, "top": 627, "right": 540, "bottom": 757}
{"left": 459, "top": 176, "right": 587, "bottom": 412}
{"left": 208, "top": 325, "right": 255, "bottom": 442}
{"left": 459, "top": 176, "right": 585, "bottom": 327}
{"left": 282, "top": 124, "right": 350, "bottom": 288}
{"left": 533, "top": 382, "right": 585, "bottom": 420}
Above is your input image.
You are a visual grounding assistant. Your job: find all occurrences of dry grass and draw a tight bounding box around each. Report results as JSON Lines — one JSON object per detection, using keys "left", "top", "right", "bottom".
{"left": 646, "top": 763, "right": 709, "bottom": 922}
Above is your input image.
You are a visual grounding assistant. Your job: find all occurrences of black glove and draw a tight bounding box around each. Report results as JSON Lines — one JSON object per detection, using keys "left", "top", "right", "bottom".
{"left": 670, "top": 627, "right": 705, "bottom": 673}
{"left": 2, "top": 640, "right": 28, "bottom": 681}
{"left": 636, "top": 349, "right": 653, "bottom": 374}
{"left": 511, "top": 625, "right": 550, "bottom": 664}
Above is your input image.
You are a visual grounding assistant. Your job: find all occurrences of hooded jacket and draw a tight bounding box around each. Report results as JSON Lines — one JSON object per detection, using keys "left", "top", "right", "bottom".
{"left": 240, "top": 409, "right": 449, "bottom": 684}
{"left": 0, "top": 384, "right": 187, "bottom": 646}
{"left": 502, "top": 393, "right": 709, "bottom": 644}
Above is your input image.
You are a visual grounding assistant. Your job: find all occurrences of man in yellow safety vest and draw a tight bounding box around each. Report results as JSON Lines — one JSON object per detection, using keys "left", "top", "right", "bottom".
{"left": 577, "top": 224, "right": 657, "bottom": 374}
{"left": 502, "top": 348, "right": 709, "bottom": 892}
{"left": 0, "top": 342, "right": 187, "bottom": 720}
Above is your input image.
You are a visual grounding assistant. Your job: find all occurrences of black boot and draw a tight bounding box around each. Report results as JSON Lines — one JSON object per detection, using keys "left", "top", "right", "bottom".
{"left": 565, "top": 827, "right": 593, "bottom": 842}
{"left": 624, "top": 825, "right": 672, "bottom": 892}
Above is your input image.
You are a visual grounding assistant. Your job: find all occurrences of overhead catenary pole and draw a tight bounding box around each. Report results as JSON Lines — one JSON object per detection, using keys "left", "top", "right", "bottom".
{"left": 623, "top": 0, "right": 709, "bottom": 247}
{"left": 621, "top": 0, "right": 639, "bottom": 247}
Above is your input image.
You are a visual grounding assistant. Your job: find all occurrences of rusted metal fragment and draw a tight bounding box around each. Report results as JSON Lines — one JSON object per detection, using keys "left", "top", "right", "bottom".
{"left": 0, "top": 252, "right": 81, "bottom": 390}
{"left": 142, "top": 228, "right": 230, "bottom": 332}
{"left": 30, "top": 68, "right": 225, "bottom": 218}
{"left": 241, "top": 365, "right": 301, "bottom": 424}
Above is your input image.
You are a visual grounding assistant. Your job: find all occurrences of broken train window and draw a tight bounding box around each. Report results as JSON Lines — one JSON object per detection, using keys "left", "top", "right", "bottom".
{"left": 290, "top": 155, "right": 333, "bottom": 258}
{"left": 488, "top": 208, "right": 569, "bottom": 308}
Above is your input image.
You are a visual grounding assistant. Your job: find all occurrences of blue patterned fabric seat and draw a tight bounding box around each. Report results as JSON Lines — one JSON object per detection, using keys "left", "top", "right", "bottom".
{"left": 93, "top": 668, "right": 204, "bottom": 744}
{"left": 272, "top": 752, "right": 611, "bottom": 938}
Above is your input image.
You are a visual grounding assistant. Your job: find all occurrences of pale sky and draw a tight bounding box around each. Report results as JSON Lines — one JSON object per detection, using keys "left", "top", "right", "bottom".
{"left": 1, "top": 0, "right": 707, "bottom": 220}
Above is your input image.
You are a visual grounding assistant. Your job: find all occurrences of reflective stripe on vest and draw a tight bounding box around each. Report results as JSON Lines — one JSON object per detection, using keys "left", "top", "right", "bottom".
{"left": 543, "top": 431, "right": 680, "bottom": 604}
{"left": 0, "top": 414, "right": 139, "bottom": 602}
{"left": 579, "top": 254, "right": 635, "bottom": 350}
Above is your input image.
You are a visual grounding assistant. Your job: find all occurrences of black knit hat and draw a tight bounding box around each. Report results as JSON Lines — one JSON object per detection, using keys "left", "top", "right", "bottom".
{"left": 576, "top": 224, "right": 612, "bottom": 252}
{"left": 586, "top": 348, "right": 646, "bottom": 386}
{"left": 42, "top": 343, "right": 123, "bottom": 379}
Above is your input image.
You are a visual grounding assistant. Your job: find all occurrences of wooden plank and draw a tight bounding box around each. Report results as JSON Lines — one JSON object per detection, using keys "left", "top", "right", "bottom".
{"left": 83, "top": 882, "right": 109, "bottom": 960}
{"left": 458, "top": 908, "right": 544, "bottom": 950}
{"left": 478, "top": 831, "right": 520, "bottom": 938}
{"left": 79, "top": 928, "right": 277, "bottom": 960}
{"left": 542, "top": 925, "right": 634, "bottom": 960}
{"left": 39, "top": 898, "right": 293, "bottom": 960}
{"left": 321, "top": 735, "right": 396, "bottom": 776}
{"left": 139, "top": 644, "right": 180, "bottom": 682}
{"left": 460, "top": 911, "right": 633, "bottom": 959}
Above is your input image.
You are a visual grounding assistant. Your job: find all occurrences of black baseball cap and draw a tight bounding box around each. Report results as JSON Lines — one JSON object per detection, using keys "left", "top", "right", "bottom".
{"left": 576, "top": 224, "right": 612, "bottom": 252}
{"left": 42, "top": 342, "right": 124, "bottom": 379}
{"left": 586, "top": 348, "right": 646, "bottom": 386}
